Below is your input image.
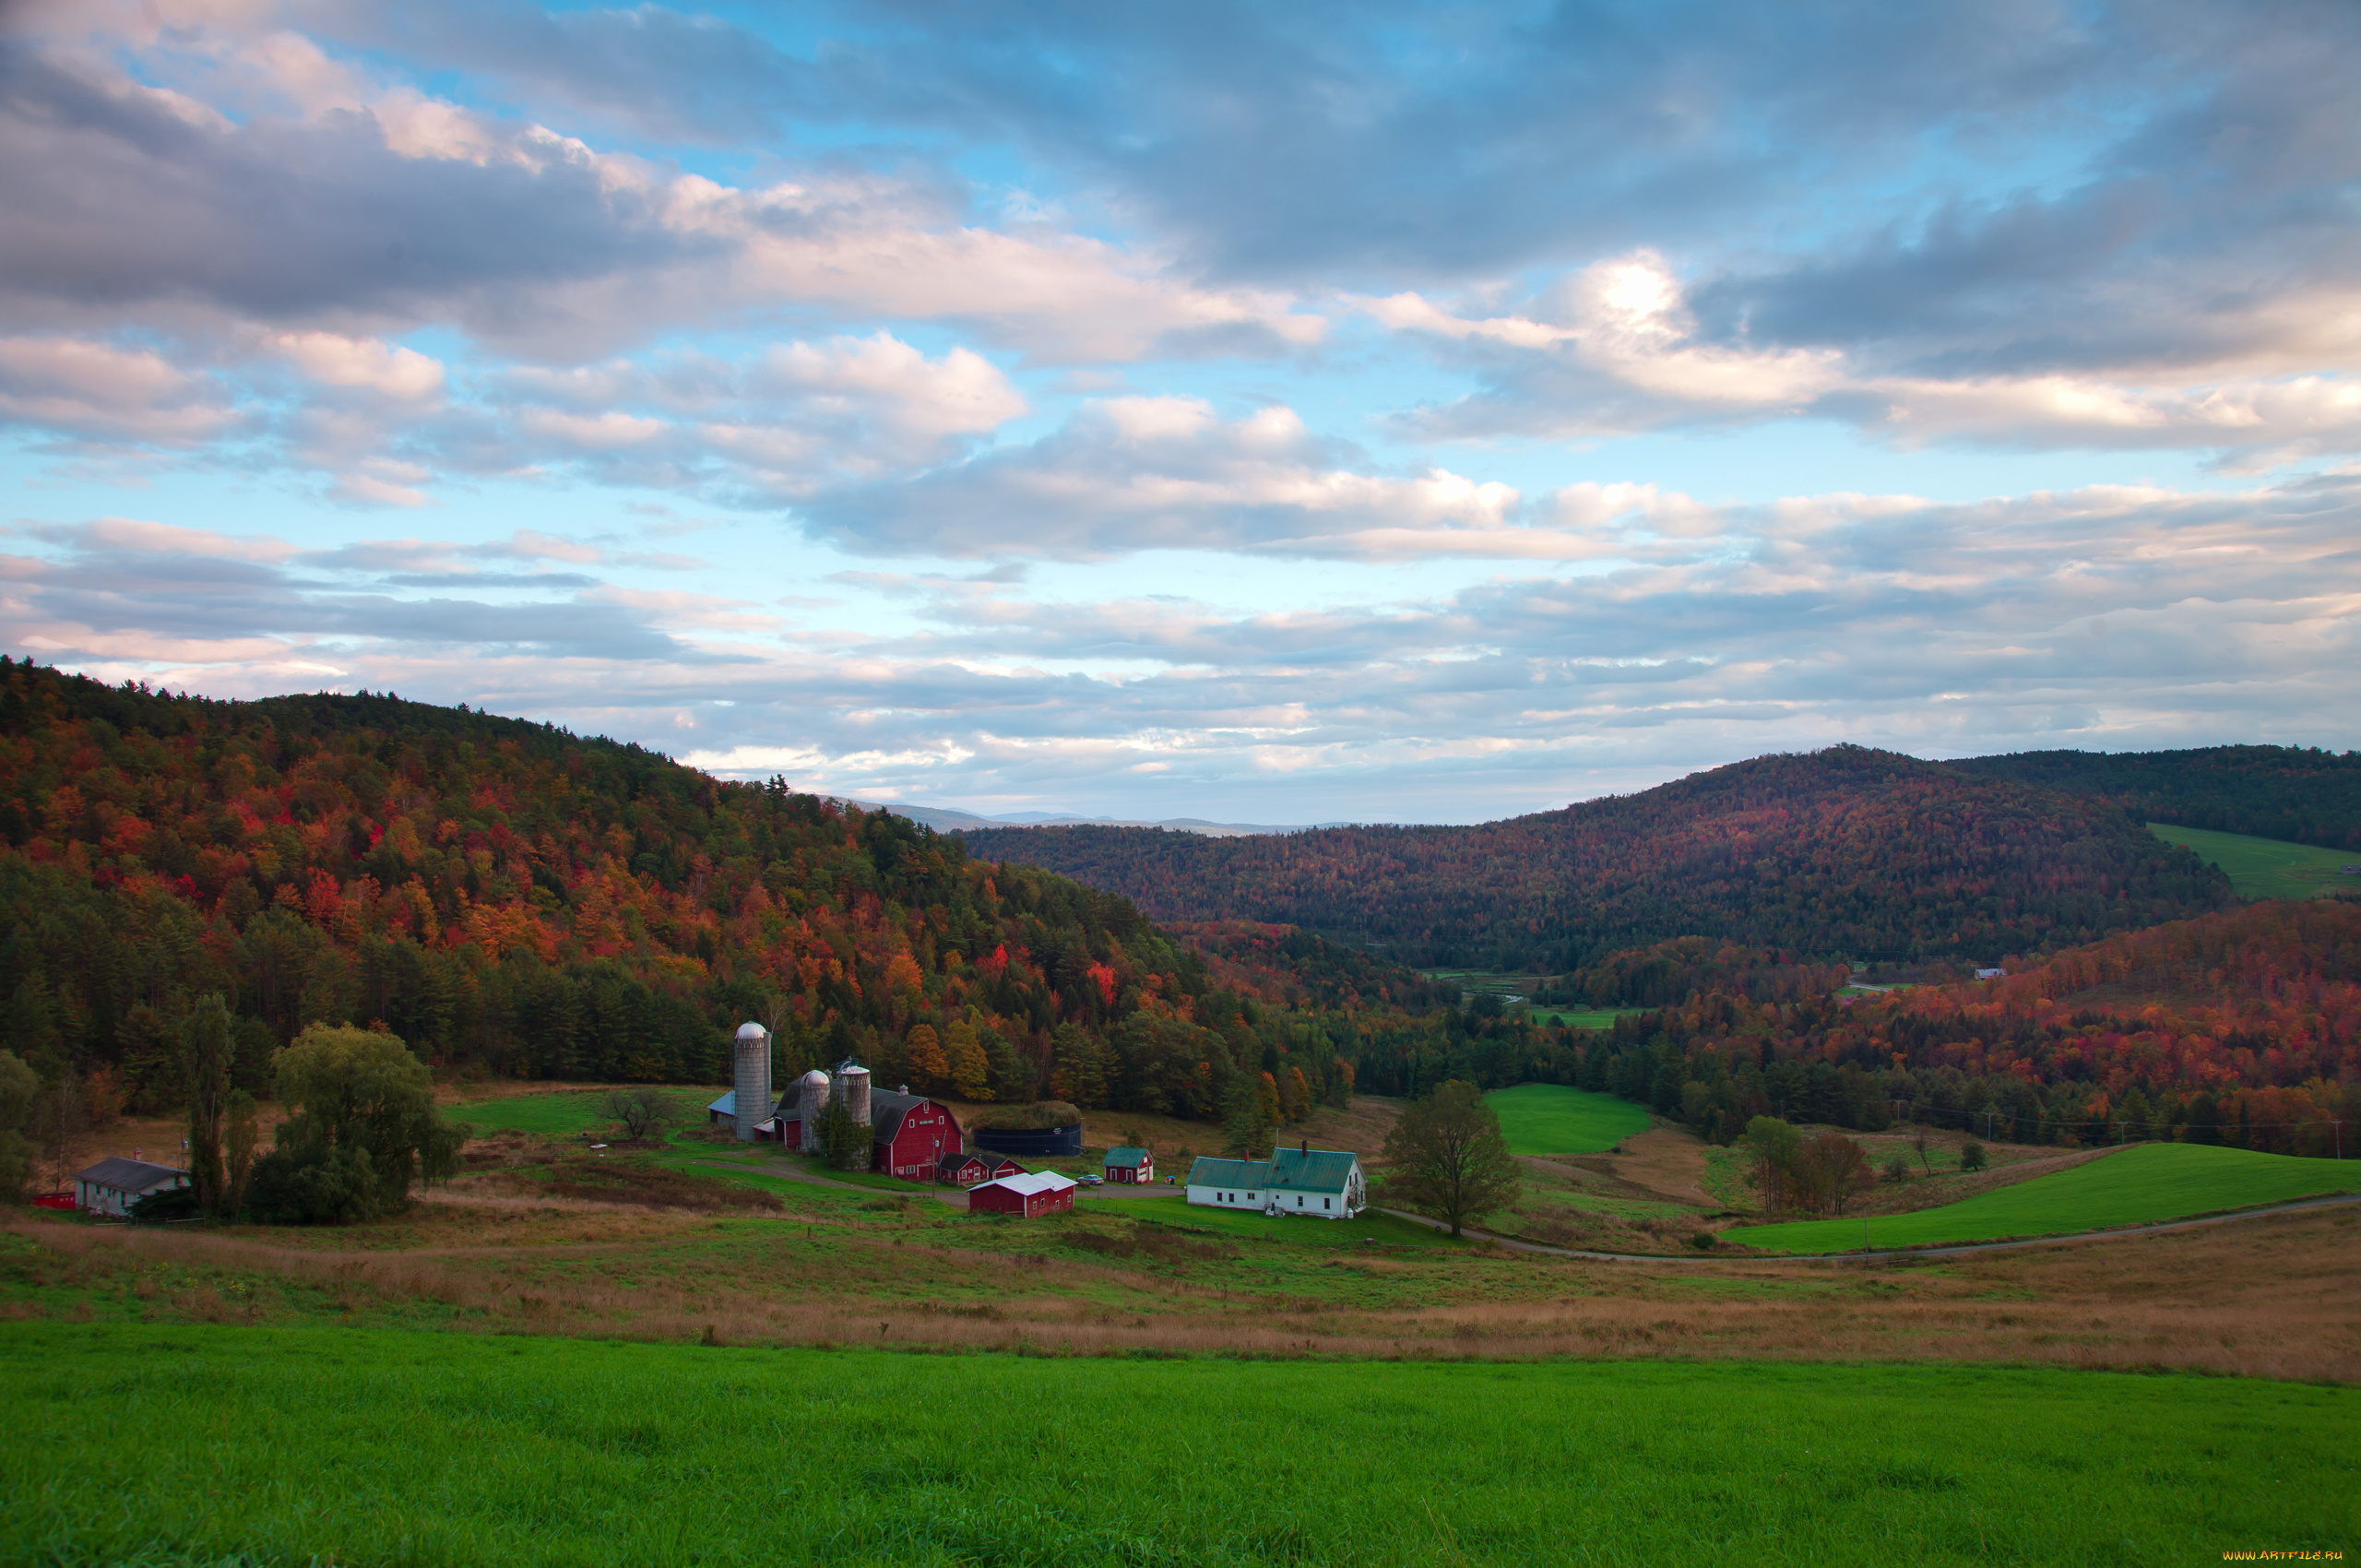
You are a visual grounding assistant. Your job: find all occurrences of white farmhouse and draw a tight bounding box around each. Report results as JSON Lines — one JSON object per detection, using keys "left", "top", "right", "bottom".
{"left": 72, "top": 1157, "right": 190, "bottom": 1217}
{"left": 1185, "top": 1144, "right": 1366, "bottom": 1218}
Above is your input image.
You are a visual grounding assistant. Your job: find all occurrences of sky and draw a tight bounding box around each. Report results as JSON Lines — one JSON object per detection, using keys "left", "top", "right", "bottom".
{"left": 3, "top": 0, "right": 2357, "bottom": 825}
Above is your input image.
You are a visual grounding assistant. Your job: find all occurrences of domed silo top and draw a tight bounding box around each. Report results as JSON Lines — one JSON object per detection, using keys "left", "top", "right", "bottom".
{"left": 736, "top": 1021, "right": 767, "bottom": 1041}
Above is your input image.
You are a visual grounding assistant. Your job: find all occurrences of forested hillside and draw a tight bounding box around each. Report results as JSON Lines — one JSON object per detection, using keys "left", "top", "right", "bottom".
{"left": 1575, "top": 900, "right": 2361, "bottom": 1153}
{"left": 962, "top": 748, "right": 2231, "bottom": 973}
{"left": 0, "top": 661, "right": 1424, "bottom": 1126}
{"left": 1942, "top": 745, "right": 2361, "bottom": 851}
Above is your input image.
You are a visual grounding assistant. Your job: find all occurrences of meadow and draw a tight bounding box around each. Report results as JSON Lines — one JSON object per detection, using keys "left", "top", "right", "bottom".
{"left": 1731, "top": 1143, "right": 2361, "bottom": 1253}
{"left": 1526, "top": 1005, "right": 1649, "bottom": 1029}
{"left": 3, "top": 1322, "right": 2352, "bottom": 1568}
{"left": 2148, "top": 823, "right": 2361, "bottom": 901}
{"left": 445, "top": 1087, "right": 715, "bottom": 1138}
{"left": 1483, "top": 1083, "right": 1654, "bottom": 1155}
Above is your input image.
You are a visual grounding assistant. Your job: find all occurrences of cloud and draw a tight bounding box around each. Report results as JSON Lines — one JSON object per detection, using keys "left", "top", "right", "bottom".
{"left": 1385, "top": 254, "right": 2361, "bottom": 465}
{"left": 801, "top": 397, "right": 1527, "bottom": 559}
{"left": 0, "top": 25, "right": 1323, "bottom": 366}
{"left": 19, "top": 466, "right": 2343, "bottom": 822}
{"left": 0, "top": 337, "right": 234, "bottom": 445}
{"left": 273, "top": 332, "right": 445, "bottom": 399}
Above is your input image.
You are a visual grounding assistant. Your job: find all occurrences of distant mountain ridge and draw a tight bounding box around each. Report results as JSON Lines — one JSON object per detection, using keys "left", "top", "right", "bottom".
{"left": 853, "top": 801, "right": 1346, "bottom": 837}
{"left": 1936, "top": 744, "right": 2361, "bottom": 852}
{"left": 958, "top": 746, "right": 2233, "bottom": 973}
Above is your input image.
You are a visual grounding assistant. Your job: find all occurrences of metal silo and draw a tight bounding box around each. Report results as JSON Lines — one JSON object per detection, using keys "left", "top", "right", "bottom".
{"left": 797, "top": 1068, "right": 831, "bottom": 1151}
{"left": 731, "top": 1022, "right": 770, "bottom": 1142}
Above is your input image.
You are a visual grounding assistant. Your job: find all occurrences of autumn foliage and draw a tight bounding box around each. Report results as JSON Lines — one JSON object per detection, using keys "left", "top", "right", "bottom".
{"left": 963, "top": 747, "right": 2232, "bottom": 972}
{"left": 0, "top": 662, "right": 1398, "bottom": 1120}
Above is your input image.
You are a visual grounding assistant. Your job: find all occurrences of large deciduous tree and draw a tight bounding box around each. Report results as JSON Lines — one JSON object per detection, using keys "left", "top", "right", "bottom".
{"left": 1379, "top": 1079, "right": 1522, "bottom": 1237}
{"left": 246, "top": 1026, "right": 466, "bottom": 1224}
{"left": 1743, "top": 1116, "right": 1800, "bottom": 1212}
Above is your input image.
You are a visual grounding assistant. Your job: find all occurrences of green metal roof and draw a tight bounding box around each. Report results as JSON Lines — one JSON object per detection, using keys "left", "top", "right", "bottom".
{"left": 1266, "top": 1147, "right": 1359, "bottom": 1194}
{"left": 1186, "top": 1147, "right": 1358, "bottom": 1194}
{"left": 1103, "top": 1146, "right": 1152, "bottom": 1168}
{"left": 1185, "top": 1157, "right": 1269, "bottom": 1189}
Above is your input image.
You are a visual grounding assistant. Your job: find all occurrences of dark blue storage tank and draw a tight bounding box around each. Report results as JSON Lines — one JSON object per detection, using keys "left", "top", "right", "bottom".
{"left": 972, "top": 1123, "right": 1084, "bottom": 1157}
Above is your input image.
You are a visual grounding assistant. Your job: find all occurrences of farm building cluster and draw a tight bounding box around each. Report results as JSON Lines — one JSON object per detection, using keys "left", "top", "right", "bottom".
{"left": 710, "top": 1023, "right": 1366, "bottom": 1221}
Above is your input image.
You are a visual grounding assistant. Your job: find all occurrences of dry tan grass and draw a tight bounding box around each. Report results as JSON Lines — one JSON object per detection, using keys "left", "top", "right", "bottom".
{"left": 12, "top": 1195, "right": 2355, "bottom": 1381}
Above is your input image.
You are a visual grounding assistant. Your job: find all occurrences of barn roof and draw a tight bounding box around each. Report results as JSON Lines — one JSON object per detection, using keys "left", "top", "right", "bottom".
{"left": 1103, "top": 1146, "right": 1151, "bottom": 1169}
{"left": 940, "top": 1149, "right": 1021, "bottom": 1174}
{"left": 974, "top": 1171, "right": 1075, "bottom": 1198}
{"left": 707, "top": 1090, "right": 736, "bottom": 1116}
{"left": 73, "top": 1158, "right": 187, "bottom": 1194}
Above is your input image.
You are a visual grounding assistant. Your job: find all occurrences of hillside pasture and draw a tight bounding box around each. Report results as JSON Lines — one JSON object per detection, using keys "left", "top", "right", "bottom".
{"left": 446, "top": 1087, "right": 716, "bottom": 1138}
{"left": 4, "top": 1323, "right": 2349, "bottom": 1568}
{"left": 2148, "top": 823, "right": 2361, "bottom": 901}
{"left": 1731, "top": 1143, "right": 2361, "bottom": 1253}
{"left": 1484, "top": 1083, "right": 1653, "bottom": 1155}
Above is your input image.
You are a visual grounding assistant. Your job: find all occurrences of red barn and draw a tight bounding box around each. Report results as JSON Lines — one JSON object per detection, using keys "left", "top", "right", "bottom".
{"left": 967, "top": 1171, "right": 1076, "bottom": 1218}
{"left": 936, "top": 1150, "right": 1026, "bottom": 1186}
{"left": 872, "top": 1089, "right": 963, "bottom": 1181}
{"left": 768, "top": 1075, "right": 965, "bottom": 1179}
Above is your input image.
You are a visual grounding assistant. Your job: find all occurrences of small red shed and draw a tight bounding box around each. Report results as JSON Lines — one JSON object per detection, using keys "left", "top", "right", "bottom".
{"left": 967, "top": 1170, "right": 1076, "bottom": 1218}
{"left": 1102, "top": 1146, "right": 1153, "bottom": 1183}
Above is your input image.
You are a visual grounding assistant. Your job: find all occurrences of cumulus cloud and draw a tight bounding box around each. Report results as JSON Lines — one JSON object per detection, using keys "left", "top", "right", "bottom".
{"left": 0, "top": 338, "right": 234, "bottom": 445}
{"left": 1386, "top": 254, "right": 2361, "bottom": 466}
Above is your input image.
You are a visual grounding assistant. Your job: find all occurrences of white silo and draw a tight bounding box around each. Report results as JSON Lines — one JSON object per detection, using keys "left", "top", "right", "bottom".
{"left": 732, "top": 1022, "right": 770, "bottom": 1142}
{"left": 796, "top": 1068, "right": 830, "bottom": 1151}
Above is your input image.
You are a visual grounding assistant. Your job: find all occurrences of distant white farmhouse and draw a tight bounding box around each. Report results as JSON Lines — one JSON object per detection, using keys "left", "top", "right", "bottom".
{"left": 73, "top": 1158, "right": 189, "bottom": 1217}
{"left": 1186, "top": 1145, "right": 1366, "bottom": 1218}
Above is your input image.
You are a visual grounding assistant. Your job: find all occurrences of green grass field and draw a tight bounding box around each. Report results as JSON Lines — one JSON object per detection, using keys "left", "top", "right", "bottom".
{"left": 2, "top": 1323, "right": 2346, "bottom": 1567}
{"left": 1484, "top": 1082, "right": 1653, "bottom": 1155}
{"left": 2149, "top": 823, "right": 2361, "bottom": 901}
{"left": 1529, "top": 1005, "right": 1648, "bottom": 1029}
{"left": 445, "top": 1087, "right": 718, "bottom": 1137}
{"left": 1731, "top": 1143, "right": 2361, "bottom": 1253}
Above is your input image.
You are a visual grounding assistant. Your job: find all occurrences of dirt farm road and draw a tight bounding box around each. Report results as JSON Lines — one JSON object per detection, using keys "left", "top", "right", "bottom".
{"left": 1377, "top": 1190, "right": 2361, "bottom": 1264}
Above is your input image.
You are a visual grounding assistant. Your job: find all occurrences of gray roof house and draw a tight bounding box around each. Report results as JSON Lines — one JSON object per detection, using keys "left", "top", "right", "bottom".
{"left": 73, "top": 1158, "right": 189, "bottom": 1218}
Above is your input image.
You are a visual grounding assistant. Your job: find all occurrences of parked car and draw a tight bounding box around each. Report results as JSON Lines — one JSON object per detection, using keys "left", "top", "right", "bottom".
{"left": 1078, "top": 1174, "right": 1104, "bottom": 1186}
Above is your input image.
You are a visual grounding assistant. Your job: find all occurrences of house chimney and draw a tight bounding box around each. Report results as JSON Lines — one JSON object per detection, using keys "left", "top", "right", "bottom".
{"left": 1300, "top": 1138, "right": 1308, "bottom": 1155}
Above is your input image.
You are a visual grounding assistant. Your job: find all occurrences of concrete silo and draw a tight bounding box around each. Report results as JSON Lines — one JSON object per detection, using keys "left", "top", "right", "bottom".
{"left": 796, "top": 1068, "right": 830, "bottom": 1152}
{"left": 835, "top": 1063, "right": 872, "bottom": 1128}
{"left": 731, "top": 1022, "right": 770, "bottom": 1142}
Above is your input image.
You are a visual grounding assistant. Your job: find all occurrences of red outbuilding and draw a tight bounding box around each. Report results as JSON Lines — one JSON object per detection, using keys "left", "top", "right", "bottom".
{"left": 936, "top": 1150, "right": 1026, "bottom": 1186}
{"left": 967, "top": 1171, "right": 1076, "bottom": 1218}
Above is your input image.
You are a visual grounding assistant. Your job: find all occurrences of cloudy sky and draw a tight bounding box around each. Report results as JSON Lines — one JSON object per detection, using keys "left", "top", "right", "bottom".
{"left": 4, "top": 1, "right": 2357, "bottom": 823}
